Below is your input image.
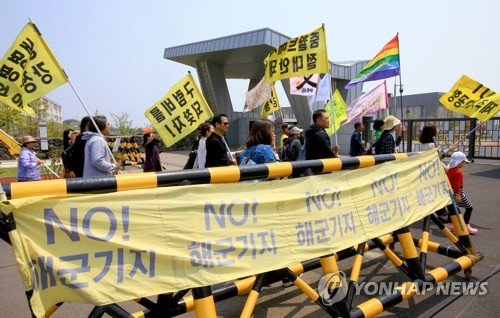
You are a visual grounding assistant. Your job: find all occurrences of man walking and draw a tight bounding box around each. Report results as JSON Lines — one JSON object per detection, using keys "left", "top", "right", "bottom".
{"left": 305, "top": 109, "right": 339, "bottom": 160}
{"left": 349, "top": 122, "right": 366, "bottom": 156}
{"left": 205, "top": 113, "right": 235, "bottom": 167}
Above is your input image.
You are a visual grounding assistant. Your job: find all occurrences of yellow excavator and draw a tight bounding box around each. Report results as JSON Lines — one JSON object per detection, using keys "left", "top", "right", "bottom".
{"left": 0, "top": 128, "right": 21, "bottom": 158}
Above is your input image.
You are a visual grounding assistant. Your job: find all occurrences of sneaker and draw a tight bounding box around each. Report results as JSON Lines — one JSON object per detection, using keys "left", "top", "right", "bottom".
{"left": 467, "top": 224, "right": 478, "bottom": 235}
{"left": 445, "top": 223, "right": 455, "bottom": 232}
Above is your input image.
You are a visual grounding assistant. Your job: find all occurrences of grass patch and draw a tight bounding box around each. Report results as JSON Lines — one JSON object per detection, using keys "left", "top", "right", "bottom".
{"left": 0, "top": 167, "right": 18, "bottom": 177}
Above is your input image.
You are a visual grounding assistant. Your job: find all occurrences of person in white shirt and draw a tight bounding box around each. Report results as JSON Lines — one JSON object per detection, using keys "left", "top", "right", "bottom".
{"left": 194, "top": 122, "right": 214, "bottom": 169}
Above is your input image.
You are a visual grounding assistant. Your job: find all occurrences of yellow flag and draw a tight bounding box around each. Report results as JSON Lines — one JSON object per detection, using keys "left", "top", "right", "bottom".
{"left": 440, "top": 75, "right": 499, "bottom": 121}
{"left": 325, "top": 89, "right": 347, "bottom": 135}
{"left": 264, "top": 25, "right": 329, "bottom": 83}
{"left": 260, "top": 85, "right": 281, "bottom": 118}
{"left": 0, "top": 23, "right": 68, "bottom": 116}
{"left": 145, "top": 73, "right": 213, "bottom": 147}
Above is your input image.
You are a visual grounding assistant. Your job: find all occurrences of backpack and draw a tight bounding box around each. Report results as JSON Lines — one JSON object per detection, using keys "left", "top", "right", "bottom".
{"left": 240, "top": 147, "right": 257, "bottom": 166}
{"left": 62, "top": 135, "right": 87, "bottom": 176}
{"left": 279, "top": 144, "right": 289, "bottom": 161}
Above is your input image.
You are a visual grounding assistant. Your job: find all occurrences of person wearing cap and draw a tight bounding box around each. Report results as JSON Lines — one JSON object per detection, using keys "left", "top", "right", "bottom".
{"left": 305, "top": 109, "right": 339, "bottom": 160}
{"left": 445, "top": 151, "right": 477, "bottom": 234}
{"left": 285, "top": 126, "right": 303, "bottom": 161}
{"left": 349, "top": 122, "right": 366, "bottom": 157}
{"left": 17, "top": 135, "right": 44, "bottom": 182}
{"left": 142, "top": 127, "right": 162, "bottom": 172}
{"left": 375, "top": 115, "right": 406, "bottom": 154}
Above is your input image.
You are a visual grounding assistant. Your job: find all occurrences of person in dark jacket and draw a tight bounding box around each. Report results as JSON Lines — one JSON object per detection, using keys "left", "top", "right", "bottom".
{"left": 205, "top": 113, "right": 236, "bottom": 167}
{"left": 142, "top": 127, "right": 162, "bottom": 172}
{"left": 286, "top": 126, "right": 303, "bottom": 161}
{"left": 349, "top": 122, "right": 366, "bottom": 156}
{"left": 305, "top": 109, "right": 339, "bottom": 160}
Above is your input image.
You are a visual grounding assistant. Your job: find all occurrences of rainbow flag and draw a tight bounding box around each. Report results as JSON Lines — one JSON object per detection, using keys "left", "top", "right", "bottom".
{"left": 345, "top": 34, "right": 400, "bottom": 89}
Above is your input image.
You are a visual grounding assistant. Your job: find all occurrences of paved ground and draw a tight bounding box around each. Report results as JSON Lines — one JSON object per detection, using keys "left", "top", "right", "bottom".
{"left": 0, "top": 152, "right": 499, "bottom": 317}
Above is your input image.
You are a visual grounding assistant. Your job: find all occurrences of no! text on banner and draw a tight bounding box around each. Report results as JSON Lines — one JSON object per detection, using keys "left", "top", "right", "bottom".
{"left": 4, "top": 151, "right": 450, "bottom": 317}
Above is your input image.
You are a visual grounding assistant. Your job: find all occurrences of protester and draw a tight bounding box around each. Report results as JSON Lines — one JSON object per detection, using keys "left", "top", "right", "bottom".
{"left": 305, "top": 109, "right": 339, "bottom": 160}
{"left": 205, "top": 113, "right": 235, "bottom": 167}
{"left": 17, "top": 135, "right": 44, "bottom": 182}
{"left": 280, "top": 123, "right": 291, "bottom": 148}
{"left": 61, "top": 116, "right": 92, "bottom": 178}
{"left": 239, "top": 119, "right": 277, "bottom": 164}
{"left": 445, "top": 152, "right": 477, "bottom": 234}
{"left": 375, "top": 115, "right": 405, "bottom": 154}
{"left": 372, "top": 119, "right": 384, "bottom": 142}
{"left": 349, "top": 122, "right": 366, "bottom": 156}
{"left": 63, "top": 129, "right": 78, "bottom": 151}
{"left": 283, "top": 126, "right": 303, "bottom": 161}
{"left": 193, "top": 122, "right": 214, "bottom": 169}
{"left": 142, "top": 127, "right": 162, "bottom": 172}
{"left": 82, "top": 116, "right": 121, "bottom": 177}
{"left": 419, "top": 124, "right": 457, "bottom": 158}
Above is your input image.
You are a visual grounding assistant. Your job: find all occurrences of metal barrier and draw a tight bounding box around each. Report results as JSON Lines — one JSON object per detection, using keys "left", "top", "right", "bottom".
{"left": 0, "top": 153, "right": 484, "bottom": 317}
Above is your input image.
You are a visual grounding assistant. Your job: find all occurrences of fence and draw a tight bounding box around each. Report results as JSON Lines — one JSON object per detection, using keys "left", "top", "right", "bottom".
{"left": 365, "top": 117, "right": 500, "bottom": 160}
{"left": 0, "top": 152, "right": 484, "bottom": 317}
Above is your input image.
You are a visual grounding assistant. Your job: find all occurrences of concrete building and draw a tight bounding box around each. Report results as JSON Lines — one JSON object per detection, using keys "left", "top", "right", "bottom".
{"left": 164, "top": 28, "right": 367, "bottom": 148}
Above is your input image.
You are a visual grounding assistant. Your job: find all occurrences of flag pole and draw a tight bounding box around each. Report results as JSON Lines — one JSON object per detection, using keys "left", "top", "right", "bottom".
{"left": 330, "top": 98, "right": 339, "bottom": 146}
{"left": 67, "top": 80, "right": 119, "bottom": 166}
{"left": 395, "top": 32, "right": 405, "bottom": 150}
{"left": 28, "top": 18, "right": 119, "bottom": 169}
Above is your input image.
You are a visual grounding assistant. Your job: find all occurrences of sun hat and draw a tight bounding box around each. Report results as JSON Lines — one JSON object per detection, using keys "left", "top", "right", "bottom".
{"left": 288, "top": 126, "right": 303, "bottom": 135}
{"left": 143, "top": 127, "right": 153, "bottom": 134}
{"left": 383, "top": 115, "right": 401, "bottom": 131}
{"left": 21, "top": 135, "right": 37, "bottom": 146}
{"left": 447, "top": 151, "right": 470, "bottom": 169}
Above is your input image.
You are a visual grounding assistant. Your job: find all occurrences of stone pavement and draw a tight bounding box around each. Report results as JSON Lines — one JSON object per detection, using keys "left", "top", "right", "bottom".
{"left": 0, "top": 152, "right": 499, "bottom": 317}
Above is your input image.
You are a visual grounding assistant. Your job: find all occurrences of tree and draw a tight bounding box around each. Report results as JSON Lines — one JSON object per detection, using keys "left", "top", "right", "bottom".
{"left": 0, "top": 103, "right": 27, "bottom": 137}
{"left": 110, "top": 111, "right": 134, "bottom": 135}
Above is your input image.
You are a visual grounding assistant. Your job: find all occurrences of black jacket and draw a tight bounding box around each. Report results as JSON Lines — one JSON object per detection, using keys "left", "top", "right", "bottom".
{"left": 205, "top": 133, "right": 230, "bottom": 167}
{"left": 349, "top": 130, "right": 365, "bottom": 156}
{"left": 305, "top": 124, "right": 338, "bottom": 160}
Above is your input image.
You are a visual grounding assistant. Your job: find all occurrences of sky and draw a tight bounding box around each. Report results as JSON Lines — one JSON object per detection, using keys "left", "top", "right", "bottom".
{"left": 1, "top": 0, "right": 499, "bottom": 127}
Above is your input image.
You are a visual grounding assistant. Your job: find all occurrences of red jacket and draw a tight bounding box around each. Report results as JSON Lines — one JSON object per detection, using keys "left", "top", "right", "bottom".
{"left": 446, "top": 167, "right": 463, "bottom": 195}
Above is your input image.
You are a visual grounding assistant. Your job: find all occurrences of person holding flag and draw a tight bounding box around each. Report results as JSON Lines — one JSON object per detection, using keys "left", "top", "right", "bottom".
{"left": 305, "top": 109, "right": 340, "bottom": 160}
{"left": 17, "top": 135, "right": 44, "bottom": 182}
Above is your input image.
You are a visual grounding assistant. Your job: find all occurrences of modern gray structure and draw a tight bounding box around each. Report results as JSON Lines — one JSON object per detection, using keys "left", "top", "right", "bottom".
{"left": 164, "top": 28, "right": 367, "bottom": 147}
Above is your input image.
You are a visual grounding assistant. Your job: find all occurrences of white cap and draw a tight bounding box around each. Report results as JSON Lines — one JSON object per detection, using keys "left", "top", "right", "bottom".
{"left": 288, "top": 126, "right": 303, "bottom": 135}
{"left": 447, "top": 151, "right": 470, "bottom": 169}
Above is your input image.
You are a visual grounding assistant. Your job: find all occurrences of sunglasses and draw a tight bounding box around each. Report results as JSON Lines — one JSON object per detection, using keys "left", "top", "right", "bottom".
{"left": 223, "top": 122, "right": 229, "bottom": 126}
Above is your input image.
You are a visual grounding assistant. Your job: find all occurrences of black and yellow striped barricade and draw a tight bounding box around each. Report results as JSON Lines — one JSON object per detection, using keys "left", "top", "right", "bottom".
{"left": 0, "top": 151, "right": 482, "bottom": 318}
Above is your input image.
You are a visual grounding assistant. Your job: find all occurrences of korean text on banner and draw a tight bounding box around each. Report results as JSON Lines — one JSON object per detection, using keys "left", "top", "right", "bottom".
{"left": 439, "top": 75, "right": 499, "bottom": 122}
{"left": 325, "top": 89, "right": 347, "bottom": 135}
{"left": 264, "top": 25, "right": 329, "bottom": 83}
{"left": 145, "top": 73, "right": 213, "bottom": 147}
{"left": 4, "top": 151, "right": 451, "bottom": 318}
{"left": 260, "top": 85, "right": 281, "bottom": 118}
{"left": 0, "top": 22, "right": 68, "bottom": 116}
{"left": 345, "top": 80, "right": 388, "bottom": 124}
